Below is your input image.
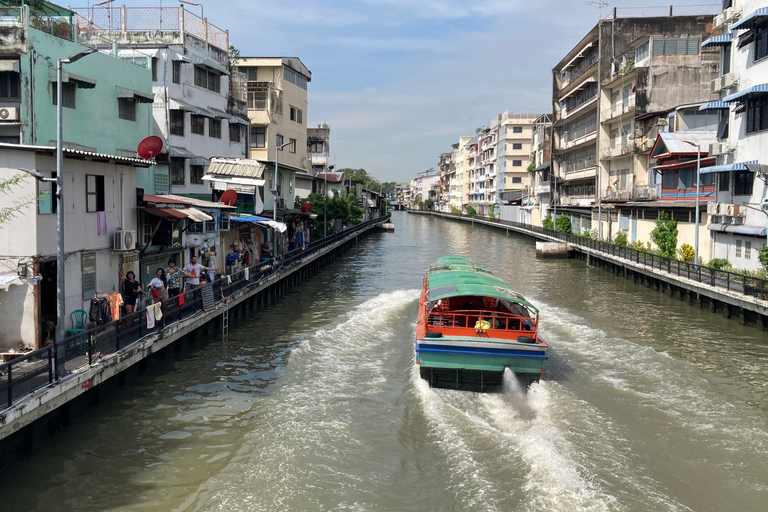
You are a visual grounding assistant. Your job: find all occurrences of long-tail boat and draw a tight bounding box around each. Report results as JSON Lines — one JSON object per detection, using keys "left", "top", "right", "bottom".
{"left": 416, "top": 255, "right": 547, "bottom": 391}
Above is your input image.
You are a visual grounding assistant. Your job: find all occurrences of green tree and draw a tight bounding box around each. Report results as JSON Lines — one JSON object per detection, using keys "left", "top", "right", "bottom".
{"left": 614, "top": 230, "right": 628, "bottom": 246}
{"left": 650, "top": 211, "right": 678, "bottom": 258}
{"left": 758, "top": 247, "right": 768, "bottom": 274}
{"left": 466, "top": 206, "right": 477, "bottom": 216}
{"left": 555, "top": 215, "right": 571, "bottom": 233}
{"left": 542, "top": 213, "right": 554, "bottom": 230}
{"left": 0, "top": 174, "right": 33, "bottom": 228}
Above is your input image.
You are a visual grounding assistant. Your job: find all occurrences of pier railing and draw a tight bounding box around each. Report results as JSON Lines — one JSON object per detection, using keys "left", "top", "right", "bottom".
{"left": 423, "top": 211, "right": 768, "bottom": 300}
{"left": 0, "top": 215, "right": 389, "bottom": 412}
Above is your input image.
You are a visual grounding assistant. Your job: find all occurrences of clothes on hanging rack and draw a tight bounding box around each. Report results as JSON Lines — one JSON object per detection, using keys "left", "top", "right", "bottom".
{"left": 105, "top": 292, "right": 123, "bottom": 321}
{"left": 89, "top": 296, "right": 112, "bottom": 326}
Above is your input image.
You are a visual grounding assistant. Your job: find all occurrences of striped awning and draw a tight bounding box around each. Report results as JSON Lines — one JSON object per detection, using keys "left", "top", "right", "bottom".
{"left": 701, "top": 34, "right": 733, "bottom": 47}
{"left": 731, "top": 7, "right": 768, "bottom": 30}
{"left": 699, "top": 101, "right": 730, "bottom": 111}
{"left": 723, "top": 83, "right": 768, "bottom": 103}
{"left": 708, "top": 223, "right": 766, "bottom": 236}
{"left": 699, "top": 160, "right": 758, "bottom": 174}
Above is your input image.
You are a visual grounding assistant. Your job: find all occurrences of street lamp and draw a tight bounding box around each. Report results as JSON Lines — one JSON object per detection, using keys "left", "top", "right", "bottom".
{"left": 179, "top": 0, "right": 204, "bottom": 19}
{"left": 56, "top": 48, "right": 97, "bottom": 360}
{"left": 324, "top": 165, "right": 335, "bottom": 238}
{"left": 273, "top": 140, "right": 293, "bottom": 221}
{"left": 683, "top": 140, "right": 702, "bottom": 268}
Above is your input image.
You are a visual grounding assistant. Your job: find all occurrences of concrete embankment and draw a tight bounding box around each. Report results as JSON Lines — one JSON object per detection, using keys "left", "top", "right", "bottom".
{"left": 0, "top": 217, "right": 388, "bottom": 471}
{"left": 410, "top": 210, "right": 768, "bottom": 329}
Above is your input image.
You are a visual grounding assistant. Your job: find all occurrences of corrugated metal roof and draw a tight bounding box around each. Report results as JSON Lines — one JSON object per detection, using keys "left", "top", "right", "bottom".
{"left": 731, "top": 7, "right": 768, "bottom": 30}
{"left": 139, "top": 206, "right": 188, "bottom": 219}
{"left": 317, "top": 172, "right": 344, "bottom": 183}
{"left": 699, "top": 101, "right": 730, "bottom": 111}
{"left": 657, "top": 131, "right": 717, "bottom": 155}
{"left": 184, "top": 207, "right": 213, "bottom": 222}
{"left": 701, "top": 34, "right": 733, "bottom": 47}
{"left": 207, "top": 158, "right": 265, "bottom": 178}
{"left": 708, "top": 223, "right": 766, "bottom": 236}
{"left": 700, "top": 160, "right": 759, "bottom": 174}
{"left": 160, "top": 194, "right": 235, "bottom": 209}
{"left": 723, "top": 83, "right": 768, "bottom": 103}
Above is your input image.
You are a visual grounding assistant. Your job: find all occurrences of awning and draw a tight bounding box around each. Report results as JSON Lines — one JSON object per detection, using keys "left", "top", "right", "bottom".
{"left": 190, "top": 157, "right": 210, "bottom": 167}
{"left": 0, "top": 59, "right": 20, "bottom": 73}
{"left": 723, "top": 83, "right": 768, "bottom": 103}
{"left": 202, "top": 175, "right": 266, "bottom": 190}
{"left": 562, "top": 168, "right": 597, "bottom": 181}
{"left": 115, "top": 86, "right": 154, "bottom": 104}
{"left": 168, "top": 145, "right": 196, "bottom": 159}
{"left": 139, "top": 206, "right": 212, "bottom": 222}
{"left": 48, "top": 69, "right": 97, "bottom": 88}
{"left": 700, "top": 160, "right": 758, "bottom": 174}
{"left": 533, "top": 162, "right": 551, "bottom": 172}
{"left": 207, "top": 158, "right": 265, "bottom": 178}
{"left": 231, "top": 216, "right": 287, "bottom": 232}
{"left": 708, "top": 223, "right": 767, "bottom": 236}
{"left": 701, "top": 34, "right": 733, "bottom": 47}
{"left": 229, "top": 116, "right": 250, "bottom": 126}
{"left": 731, "top": 7, "right": 768, "bottom": 30}
{"left": 699, "top": 101, "right": 730, "bottom": 111}
{"left": 0, "top": 272, "right": 21, "bottom": 291}
{"left": 186, "top": 53, "right": 228, "bottom": 75}
{"left": 562, "top": 42, "right": 594, "bottom": 69}
{"left": 169, "top": 98, "right": 213, "bottom": 117}
{"left": 208, "top": 107, "right": 228, "bottom": 118}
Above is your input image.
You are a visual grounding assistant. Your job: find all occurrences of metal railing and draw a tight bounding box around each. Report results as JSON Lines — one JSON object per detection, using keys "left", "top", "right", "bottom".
{"left": 0, "top": 216, "right": 388, "bottom": 412}
{"left": 421, "top": 211, "right": 768, "bottom": 300}
{"left": 605, "top": 5, "right": 721, "bottom": 19}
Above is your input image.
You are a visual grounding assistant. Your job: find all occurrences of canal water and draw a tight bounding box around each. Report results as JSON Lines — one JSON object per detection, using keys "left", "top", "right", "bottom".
{"left": 2, "top": 211, "right": 768, "bottom": 512}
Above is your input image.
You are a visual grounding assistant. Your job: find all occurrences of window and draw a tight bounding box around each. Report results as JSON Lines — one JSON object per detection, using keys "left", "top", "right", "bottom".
{"left": 0, "top": 71, "right": 20, "bottom": 99}
{"left": 38, "top": 171, "right": 56, "bottom": 214}
{"left": 746, "top": 241, "right": 752, "bottom": 259}
{"left": 310, "top": 141, "right": 324, "bottom": 153}
{"left": 194, "top": 65, "right": 220, "bottom": 92}
{"left": 283, "top": 66, "right": 308, "bottom": 90}
{"left": 205, "top": 217, "right": 216, "bottom": 232}
{"left": 736, "top": 239, "right": 742, "bottom": 258}
{"left": 246, "top": 67, "right": 259, "bottom": 81}
{"left": 635, "top": 41, "right": 650, "bottom": 62}
{"left": 190, "top": 164, "right": 204, "bottom": 185}
{"left": 191, "top": 115, "right": 206, "bottom": 135}
{"left": 170, "top": 110, "right": 185, "bottom": 136}
{"left": 220, "top": 212, "right": 230, "bottom": 231}
{"left": 290, "top": 106, "right": 303, "bottom": 123}
{"left": 718, "top": 171, "right": 730, "bottom": 192}
{"left": 187, "top": 220, "right": 202, "bottom": 233}
{"left": 734, "top": 170, "right": 754, "bottom": 196}
{"left": 118, "top": 98, "right": 136, "bottom": 121}
{"left": 276, "top": 134, "right": 284, "bottom": 147}
{"left": 289, "top": 138, "right": 297, "bottom": 153}
{"left": 172, "top": 60, "right": 181, "bottom": 84}
{"left": 82, "top": 253, "right": 96, "bottom": 301}
{"left": 746, "top": 95, "right": 768, "bottom": 134}
{"left": 663, "top": 170, "right": 676, "bottom": 189}
{"left": 512, "top": 177, "right": 522, "bottom": 184}
{"left": 52, "top": 82, "right": 76, "bottom": 109}
{"left": 512, "top": 126, "right": 523, "bottom": 133}
{"left": 512, "top": 160, "right": 522, "bottom": 167}
{"left": 512, "top": 143, "right": 522, "bottom": 150}
{"left": 209, "top": 118, "right": 222, "bottom": 138}
{"left": 251, "top": 126, "right": 265, "bottom": 148}
{"left": 678, "top": 168, "right": 693, "bottom": 189}
{"left": 652, "top": 37, "right": 700, "bottom": 56}
{"left": 672, "top": 210, "right": 690, "bottom": 223}
{"left": 86, "top": 174, "right": 105, "bottom": 212}
{"left": 170, "top": 157, "right": 185, "bottom": 185}
{"left": 229, "top": 122, "right": 241, "bottom": 143}
{"left": 756, "top": 25, "right": 768, "bottom": 61}
{"left": 151, "top": 57, "right": 158, "bottom": 81}
{"left": 270, "top": 89, "right": 282, "bottom": 114}
{"left": 247, "top": 84, "right": 268, "bottom": 109}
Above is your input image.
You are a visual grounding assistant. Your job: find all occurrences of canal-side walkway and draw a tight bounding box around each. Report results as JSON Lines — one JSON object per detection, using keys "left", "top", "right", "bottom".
{"left": 410, "top": 210, "right": 768, "bottom": 328}
{"left": 0, "top": 216, "right": 389, "bottom": 452}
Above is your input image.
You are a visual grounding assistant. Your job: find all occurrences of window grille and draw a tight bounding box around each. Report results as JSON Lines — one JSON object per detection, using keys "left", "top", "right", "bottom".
{"left": 170, "top": 157, "right": 185, "bottom": 185}
{"left": 170, "top": 110, "right": 185, "bottom": 136}
{"left": 118, "top": 98, "right": 136, "bottom": 121}
{"left": 209, "top": 118, "right": 221, "bottom": 138}
{"left": 191, "top": 115, "right": 205, "bottom": 135}
{"left": 52, "top": 82, "right": 76, "bottom": 108}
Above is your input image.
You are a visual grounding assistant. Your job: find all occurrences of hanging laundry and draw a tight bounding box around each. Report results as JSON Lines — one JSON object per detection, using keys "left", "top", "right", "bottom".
{"left": 146, "top": 307, "right": 155, "bottom": 329}
{"left": 154, "top": 302, "right": 163, "bottom": 321}
{"left": 244, "top": 267, "right": 249, "bottom": 281}
{"left": 97, "top": 211, "right": 107, "bottom": 235}
{"left": 226, "top": 275, "right": 232, "bottom": 285}
{"left": 106, "top": 292, "right": 123, "bottom": 321}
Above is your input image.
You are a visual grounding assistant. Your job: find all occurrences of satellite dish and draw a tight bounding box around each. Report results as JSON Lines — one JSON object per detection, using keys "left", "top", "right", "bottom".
{"left": 300, "top": 202, "right": 311, "bottom": 213}
{"left": 220, "top": 189, "right": 237, "bottom": 206}
{"left": 137, "top": 136, "right": 164, "bottom": 160}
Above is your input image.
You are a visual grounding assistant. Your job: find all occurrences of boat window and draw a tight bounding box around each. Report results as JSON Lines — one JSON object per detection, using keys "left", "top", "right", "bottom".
{"left": 427, "top": 285, "right": 458, "bottom": 299}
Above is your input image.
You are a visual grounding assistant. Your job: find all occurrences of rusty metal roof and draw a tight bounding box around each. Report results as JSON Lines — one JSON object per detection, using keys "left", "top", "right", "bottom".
{"left": 208, "top": 158, "right": 265, "bottom": 179}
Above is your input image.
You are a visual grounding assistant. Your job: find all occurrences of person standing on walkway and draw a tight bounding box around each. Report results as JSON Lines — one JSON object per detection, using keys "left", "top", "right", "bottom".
{"left": 183, "top": 255, "right": 218, "bottom": 294}
{"left": 118, "top": 270, "right": 143, "bottom": 327}
{"left": 165, "top": 259, "right": 183, "bottom": 298}
{"left": 149, "top": 268, "right": 169, "bottom": 313}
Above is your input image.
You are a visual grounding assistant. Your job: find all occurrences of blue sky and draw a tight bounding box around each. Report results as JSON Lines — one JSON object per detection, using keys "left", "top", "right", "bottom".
{"left": 86, "top": 0, "right": 720, "bottom": 182}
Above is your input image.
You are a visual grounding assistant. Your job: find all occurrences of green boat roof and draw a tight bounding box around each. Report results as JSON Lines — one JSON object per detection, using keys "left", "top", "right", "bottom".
{"left": 425, "top": 256, "right": 537, "bottom": 312}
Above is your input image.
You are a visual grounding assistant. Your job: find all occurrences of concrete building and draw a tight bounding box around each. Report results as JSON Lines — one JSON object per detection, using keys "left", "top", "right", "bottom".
{"left": 454, "top": 136, "right": 474, "bottom": 212}
{"left": 700, "top": 0, "right": 768, "bottom": 271}
{"left": 437, "top": 151, "right": 453, "bottom": 212}
{"left": 74, "top": 4, "right": 250, "bottom": 200}
{"left": 552, "top": 5, "right": 722, "bottom": 235}
{"left": 237, "top": 57, "right": 312, "bottom": 215}
{"left": 308, "top": 123, "right": 331, "bottom": 173}
{"left": 0, "top": 3, "right": 157, "bottom": 350}
{"left": 530, "top": 113, "right": 553, "bottom": 225}
{"left": 497, "top": 112, "right": 540, "bottom": 206}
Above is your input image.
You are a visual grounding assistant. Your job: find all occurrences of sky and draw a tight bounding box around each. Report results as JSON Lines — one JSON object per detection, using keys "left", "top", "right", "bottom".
{"left": 83, "top": 0, "right": 720, "bottom": 183}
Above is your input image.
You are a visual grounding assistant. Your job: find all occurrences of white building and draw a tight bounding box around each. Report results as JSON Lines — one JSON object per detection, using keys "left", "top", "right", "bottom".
{"left": 703, "top": 0, "right": 768, "bottom": 270}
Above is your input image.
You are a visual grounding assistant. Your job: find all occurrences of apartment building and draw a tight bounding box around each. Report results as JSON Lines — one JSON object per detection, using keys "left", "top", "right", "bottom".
{"left": 75, "top": 4, "right": 249, "bottom": 200}
{"left": 530, "top": 114, "right": 553, "bottom": 225}
{"left": 308, "top": 123, "right": 331, "bottom": 173}
{"left": 552, "top": 5, "right": 721, "bottom": 235}
{"left": 438, "top": 151, "right": 453, "bottom": 212}
{"left": 702, "top": 0, "right": 768, "bottom": 270}
{"left": 454, "top": 136, "right": 474, "bottom": 211}
{"left": 237, "top": 57, "right": 311, "bottom": 213}
{"left": 498, "top": 112, "right": 539, "bottom": 204}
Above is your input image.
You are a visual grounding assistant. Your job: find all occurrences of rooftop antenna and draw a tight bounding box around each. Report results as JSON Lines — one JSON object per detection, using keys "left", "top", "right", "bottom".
{"left": 588, "top": 0, "right": 608, "bottom": 19}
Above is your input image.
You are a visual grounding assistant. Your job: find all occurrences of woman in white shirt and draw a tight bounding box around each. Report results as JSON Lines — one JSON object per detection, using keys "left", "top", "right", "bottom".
{"left": 149, "top": 268, "right": 169, "bottom": 313}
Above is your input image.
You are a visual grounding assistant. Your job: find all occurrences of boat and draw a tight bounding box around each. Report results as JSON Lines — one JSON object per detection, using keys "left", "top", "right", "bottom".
{"left": 416, "top": 255, "right": 547, "bottom": 391}
{"left": 380, "top": 222, "right": 395, "bottom": 232}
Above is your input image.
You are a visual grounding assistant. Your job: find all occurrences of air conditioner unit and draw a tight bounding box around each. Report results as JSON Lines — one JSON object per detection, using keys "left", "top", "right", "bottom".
{"left": 707, "top": 202, "right": 718, "bottom": 215}
{"left": 0, "top": 107, "right": 19, "bottom": 122}
{"left": 708, "top": 142, "right": 733, "bottom": 156}
{"left": 113, "top": 229, "right": 136, "bottom": 251}
{"left": 721, "top": 73, "right": 738, "bottom": 90}
{"left": 725, "top": 204, "right": 734, "bottom": 216}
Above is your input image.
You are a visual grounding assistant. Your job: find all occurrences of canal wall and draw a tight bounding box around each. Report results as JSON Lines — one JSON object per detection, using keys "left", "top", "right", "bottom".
{"left": 410, "top": 211, "right": 768, "bottom": 329}
{"left": 0, "top": 217, "right": 389, "bottom": 472}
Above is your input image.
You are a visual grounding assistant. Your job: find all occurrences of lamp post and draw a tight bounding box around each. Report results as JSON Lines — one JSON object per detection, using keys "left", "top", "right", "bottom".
{"left": 684, "top": 140, "right": 702, "bottom": 268}
{"left": 55, "top": 49, "right": 97, "bottom": 361}
{"left": 324, "top": 165, "right": 335, "bottom": 238}
{"left": 273, "top": 140, "right": 293, "bottom": 221}
{"left": 179, "top": 0, "right": 203, "bottom": 19}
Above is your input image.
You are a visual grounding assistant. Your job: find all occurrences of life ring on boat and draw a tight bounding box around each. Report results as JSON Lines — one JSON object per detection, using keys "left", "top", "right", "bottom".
{"left": 425, "top": 331, "right": 443, "bottom": 338}
{"left": 518, "top": 335, "right": 536, "bottom": 344}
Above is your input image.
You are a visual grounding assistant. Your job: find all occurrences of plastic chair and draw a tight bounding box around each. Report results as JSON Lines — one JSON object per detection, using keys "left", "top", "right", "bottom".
{"left": 66, "top": 310, "right": 88, "bottom": 337}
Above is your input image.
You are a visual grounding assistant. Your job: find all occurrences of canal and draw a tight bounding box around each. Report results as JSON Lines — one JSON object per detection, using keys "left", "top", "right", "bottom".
{"left": 2, "top": 211, "right": 768, "bottom": 511}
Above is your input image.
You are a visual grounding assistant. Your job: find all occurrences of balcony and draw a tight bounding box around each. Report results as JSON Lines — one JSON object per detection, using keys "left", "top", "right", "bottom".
{"left": 534, "top": 182, "right": 551, "bottom": 195}
{"left": 632, "top": 184, "right": 659, "bottom": 201}
{"left": 600, "top": 143, "right": 633, "bottom": 160}
{"left": 601, "top": 96, "right": 635, "bottom": 121}
{"left": 560, "top": 95, "right": 598, "bottom": 121}
{"left": 561, "top": 130, "right": 597, "bottom": 151}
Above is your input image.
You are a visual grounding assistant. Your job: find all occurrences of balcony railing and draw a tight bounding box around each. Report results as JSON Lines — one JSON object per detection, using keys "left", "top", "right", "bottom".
{"left": 601, "top": 96, "right": 635, "bottom": 120}
{"left": 600, "top": 143, "right": 633, "bottom": 160}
